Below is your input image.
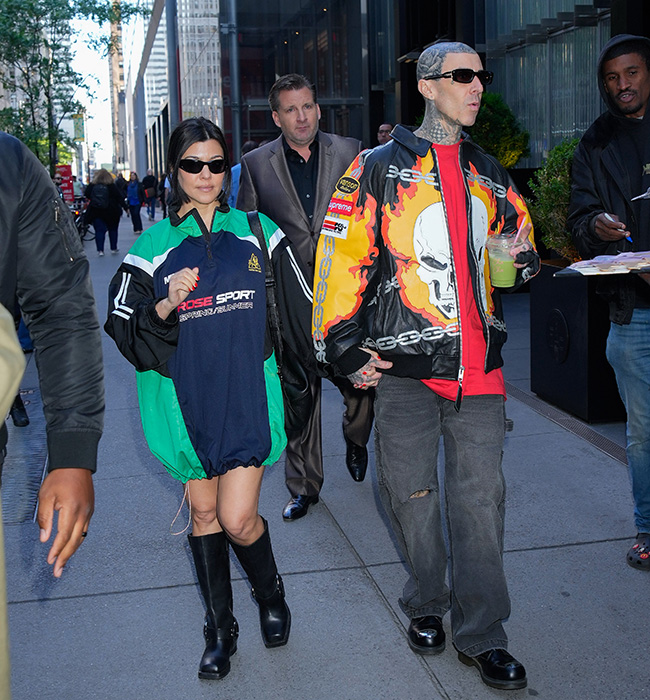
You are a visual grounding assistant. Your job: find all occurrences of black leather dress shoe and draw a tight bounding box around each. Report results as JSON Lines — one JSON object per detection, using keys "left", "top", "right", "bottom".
{"left": 282, "top": 494, "right": 319, "bottom": 521}
{"left": 407, "top": 615, "right": 445, "bottom": 654}
{"left": 458, "top": 648, "right": 527, "bottom": 690}
{"left": 10, "top": 395, "right": 29, "bottom": 428}
{"left": 345, "top": 441, "right": 368, "bottom": 482}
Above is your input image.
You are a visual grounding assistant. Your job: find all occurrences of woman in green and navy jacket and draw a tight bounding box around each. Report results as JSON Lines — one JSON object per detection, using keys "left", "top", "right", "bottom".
{"left": 106, "top": 118, "right": 311, "bottom": 681}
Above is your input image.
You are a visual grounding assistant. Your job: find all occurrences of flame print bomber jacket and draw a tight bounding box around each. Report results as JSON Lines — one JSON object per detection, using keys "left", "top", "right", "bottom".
{"left": 312, "top": 125, "right": 537, "bottom": 382}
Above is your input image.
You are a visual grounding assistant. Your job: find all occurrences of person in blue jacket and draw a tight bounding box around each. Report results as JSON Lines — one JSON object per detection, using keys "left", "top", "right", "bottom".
{"left": 126, "top": 171, "right": 145, "bottom": 234}
{"left": 105, "top": 118, "right": 312, "bottom": 680}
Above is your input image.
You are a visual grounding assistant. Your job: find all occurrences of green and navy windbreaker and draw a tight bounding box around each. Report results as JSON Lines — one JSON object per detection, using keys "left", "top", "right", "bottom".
{"left": 105, "top": 205, "right": 312, "bottom": 483}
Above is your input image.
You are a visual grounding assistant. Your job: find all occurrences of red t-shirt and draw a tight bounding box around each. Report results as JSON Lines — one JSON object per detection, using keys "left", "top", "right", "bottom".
{"left": 421, "top": 143, "right": 505, "bottom": 401}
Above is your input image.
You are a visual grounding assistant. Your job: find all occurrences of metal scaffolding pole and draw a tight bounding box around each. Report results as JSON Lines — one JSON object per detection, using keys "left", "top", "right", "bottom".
{"left": 224, "top": 0, "right": 241, "bottom": 159}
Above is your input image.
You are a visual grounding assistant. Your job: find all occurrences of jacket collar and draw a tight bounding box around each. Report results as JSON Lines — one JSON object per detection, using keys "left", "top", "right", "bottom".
{"left": 169, "top": 202, "right": 230, "bottom": 236}
{"left": 390, "top": 124, "right": 469, "bottom": 157}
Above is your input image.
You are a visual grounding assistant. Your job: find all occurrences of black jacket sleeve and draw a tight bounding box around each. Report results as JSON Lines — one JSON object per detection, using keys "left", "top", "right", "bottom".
{"left": 567, "top": 138, "right": 613, "bottom": 259}
{"left": 104, "top": 262, "right": 179, "bottom": 374}
{"left": 0, "top": 135, "right": 104, "bottom": 472}
{"left": 271, "top": 235, "right": 325, "bottom": 375}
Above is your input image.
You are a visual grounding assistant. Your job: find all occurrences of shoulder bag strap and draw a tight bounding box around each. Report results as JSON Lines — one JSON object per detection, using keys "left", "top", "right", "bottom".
{"left": 246, "top": 211, "right": 284, "bottom": 371}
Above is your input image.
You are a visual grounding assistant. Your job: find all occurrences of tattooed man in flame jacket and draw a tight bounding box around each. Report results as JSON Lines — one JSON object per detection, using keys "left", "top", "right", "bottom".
{"left": 313, "top": 43, "right": 539, "bottom": 691}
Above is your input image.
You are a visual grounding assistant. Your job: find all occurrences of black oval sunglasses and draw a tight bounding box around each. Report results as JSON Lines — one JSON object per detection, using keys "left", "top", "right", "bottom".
{"left": 423, "top": 69, "right": 493, "bottom": 86}
{"left": 178, "top": 158, "right": 227, "bottom": 174}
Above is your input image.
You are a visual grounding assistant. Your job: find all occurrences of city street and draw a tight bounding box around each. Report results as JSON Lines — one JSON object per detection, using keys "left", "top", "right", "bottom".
{"left": 3, "top": 212, "right": 649, "bottom": 700}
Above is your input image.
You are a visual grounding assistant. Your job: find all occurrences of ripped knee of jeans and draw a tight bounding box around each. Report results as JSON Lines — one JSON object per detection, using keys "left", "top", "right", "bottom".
{"left": 409, "top": 489, "right": 431, "bottom": 499}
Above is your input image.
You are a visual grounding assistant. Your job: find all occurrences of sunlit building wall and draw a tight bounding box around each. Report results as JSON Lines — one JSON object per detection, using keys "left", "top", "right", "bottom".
{"left": 178, "top": 0, "right": 223, "bottom": 126}
{"left": 116, "top": 0, "right": 628, "bottom": 176}
{"left": 117, "top": 0, "right": 224, "bottom": 177}
{"left": 483, "top": 0, "right": 612, "bottom": 167}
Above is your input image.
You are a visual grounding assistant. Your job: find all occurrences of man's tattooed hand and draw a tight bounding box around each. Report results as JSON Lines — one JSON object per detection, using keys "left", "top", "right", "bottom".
{"left": 346, "top": 350, "right": 393, "bottom": 389}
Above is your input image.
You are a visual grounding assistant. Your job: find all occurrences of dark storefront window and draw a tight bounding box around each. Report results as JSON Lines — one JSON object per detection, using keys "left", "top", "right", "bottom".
{"left": 221, "top": 0, "right": 366, "bottom": 153}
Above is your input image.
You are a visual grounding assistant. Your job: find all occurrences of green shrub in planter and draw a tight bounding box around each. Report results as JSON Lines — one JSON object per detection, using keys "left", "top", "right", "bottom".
{"left": 467, "top": 92, "right": 530, "bottom": 168}
{"left": 527, "top": 138, "right": 581, "bottom": 262}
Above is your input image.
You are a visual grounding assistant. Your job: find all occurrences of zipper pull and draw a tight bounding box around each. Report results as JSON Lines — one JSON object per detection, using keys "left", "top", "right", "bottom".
{"left": 454, "top": 365, "right": 465, "bottom": 412}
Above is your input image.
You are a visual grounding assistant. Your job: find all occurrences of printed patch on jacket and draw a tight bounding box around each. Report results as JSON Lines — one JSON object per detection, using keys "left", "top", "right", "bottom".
{"left": 321, "top": 216, "right": 350, "bottom": 239}
{"left": 248, "top": 253, "right": 262, "bottom": 273}
{"left": 335, "top": 175, "right": 359, "bottom": 195}
{"left": 327, "top": 197, "right": 353, "bottom": 216}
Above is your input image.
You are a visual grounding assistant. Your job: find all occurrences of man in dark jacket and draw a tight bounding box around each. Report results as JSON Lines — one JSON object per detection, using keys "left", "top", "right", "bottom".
{"left": 237, "top": 74, "right": 374, "bottom": 521}
{"left": 568, "top": 34, "right": 650, "bottom": 572}
{"left": 0, "top": 132, "right": 105, "bottom": 577}
{"left": 314, "top": 42, "right": 539, "bottom": 690}
{"left": 142, "top": 168, "right": 158, "bottom": 221}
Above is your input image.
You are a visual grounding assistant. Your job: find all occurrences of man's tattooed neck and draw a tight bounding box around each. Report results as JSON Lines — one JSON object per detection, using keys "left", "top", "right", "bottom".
{"left": 415, "top": 106, "right": 462, "bottom": 145}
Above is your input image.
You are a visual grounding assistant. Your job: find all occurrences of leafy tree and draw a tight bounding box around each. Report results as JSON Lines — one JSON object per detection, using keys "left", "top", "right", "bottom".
{"left": 0, "top": 0, "right": 145, "bottom": 173}
{"left": 527, "top": 138, "right": 581, "bottom": 262}
{"left": 467, "top": 92, "right": 530, "bottom": 168}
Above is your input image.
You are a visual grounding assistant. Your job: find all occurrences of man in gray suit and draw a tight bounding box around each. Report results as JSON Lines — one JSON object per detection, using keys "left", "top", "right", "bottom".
{"left": 237, "top": 74, "right": 373, "bottom": 521}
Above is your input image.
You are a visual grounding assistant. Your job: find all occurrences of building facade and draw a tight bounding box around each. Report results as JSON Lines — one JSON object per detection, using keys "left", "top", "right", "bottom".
{"left": 114, "top": 0, "right": 648, "bottom": 177}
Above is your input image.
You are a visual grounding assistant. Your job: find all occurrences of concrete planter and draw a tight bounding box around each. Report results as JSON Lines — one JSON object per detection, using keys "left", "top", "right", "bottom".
{"left": 529, "top": 261, "right": 626, "bottom": 423}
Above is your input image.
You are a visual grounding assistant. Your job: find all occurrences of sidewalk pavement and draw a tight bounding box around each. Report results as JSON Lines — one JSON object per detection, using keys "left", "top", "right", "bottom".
{"left": 3, "top": 213, "right": 649, "bottom": 700}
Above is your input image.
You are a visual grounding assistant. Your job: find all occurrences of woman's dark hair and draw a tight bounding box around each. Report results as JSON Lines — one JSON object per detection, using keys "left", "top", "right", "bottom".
{"left": 166, "top": 117, "right": 231, "bottom": 211}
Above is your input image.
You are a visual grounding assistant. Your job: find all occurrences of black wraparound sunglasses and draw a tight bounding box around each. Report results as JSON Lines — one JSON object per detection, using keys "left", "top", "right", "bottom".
{"left": 178, "top": 158, "right": 227, "bottom": 174}
{"left": 423, "top": 69, "right": 493, "bottom": 86}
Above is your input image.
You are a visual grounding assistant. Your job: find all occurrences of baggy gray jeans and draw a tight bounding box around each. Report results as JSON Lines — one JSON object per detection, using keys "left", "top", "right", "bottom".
{"left": 374, "top": 375, "right": 511, "bottom": 656}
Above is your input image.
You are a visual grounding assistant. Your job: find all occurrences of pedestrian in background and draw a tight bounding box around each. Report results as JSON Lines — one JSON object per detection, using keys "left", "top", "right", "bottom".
{"left": 227, "top": 139, "right": 258, "bottom": 208}
{"left": 158, "top": 173, "right": 168, "bottom": 218}
{"left": 72, "top": 175, "right": 83, "bottom": 199}
{"left": 126, "top": 171, "right": 145, "bottom": 234}
{"left": 115, "top": 172, "right": 128, "bottom": 200}
{"left": 84, "top": 168, "right": 125, "bottom": 256}
{"left": 52, "top": 172, "right": 64, "bottom": 198}
{"left": 7, "top": 303, "right": 30, "bottom": 428}
{"left": 376, "top": 122, "right": 393, "bottom": 145}
{"left": 142, "top": 168, "right": 158, "bottom": 221}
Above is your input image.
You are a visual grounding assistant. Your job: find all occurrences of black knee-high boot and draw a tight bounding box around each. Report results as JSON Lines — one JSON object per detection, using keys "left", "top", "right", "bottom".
{"left": 229, "top": 518, "right": 291, "bottom": 648}
{"left": 188, "top": 532, "right": 239, "bottom": 679}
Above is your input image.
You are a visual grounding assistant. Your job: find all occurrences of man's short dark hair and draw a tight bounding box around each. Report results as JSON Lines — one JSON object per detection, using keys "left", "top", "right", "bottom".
{"left": 603, "top": 39, "right": 650, "bottom": 71}
{"left": 268, "top": 74, "right": 317, "bottom": 112}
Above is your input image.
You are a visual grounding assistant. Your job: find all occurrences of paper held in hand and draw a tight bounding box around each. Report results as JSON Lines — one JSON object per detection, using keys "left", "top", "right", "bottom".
{"left": 554, "top": 251, "right": 650, "bottom": 277}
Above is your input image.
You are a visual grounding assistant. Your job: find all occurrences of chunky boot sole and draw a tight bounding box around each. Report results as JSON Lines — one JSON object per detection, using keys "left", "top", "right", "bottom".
{"left": 198, "top": 623, "right": 239, "bottom": 680}
{"left": 261, "top": 609, "right": 291, "bottom": 648}
{"left": 198, "top": 644, "right": 237, "bottom": 680}
{"left": 253, "top": 575, "right": 291, "bottom": 647}
{"left": 407, "top": 616, "right": 445, "bottom": 655}
{"left": 458, "top": 650, "right": 527, "bottom": 690}
{"left": 407, "top": 636, "right": 446, "bottom": 655}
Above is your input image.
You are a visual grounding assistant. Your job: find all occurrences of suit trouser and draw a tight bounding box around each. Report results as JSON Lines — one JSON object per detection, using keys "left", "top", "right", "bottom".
{"left": 284, "top": 373, "right": 374, "bottom": 497}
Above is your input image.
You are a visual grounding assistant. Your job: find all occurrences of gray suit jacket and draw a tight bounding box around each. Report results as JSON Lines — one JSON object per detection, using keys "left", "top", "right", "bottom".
{"left": 236, "top": 131, "right": 362, "bottom": 284}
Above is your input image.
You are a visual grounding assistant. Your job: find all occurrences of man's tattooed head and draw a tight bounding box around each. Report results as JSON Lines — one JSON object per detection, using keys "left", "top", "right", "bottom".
{"left": 416, "top": 42, "right": 478, "bottom": 82}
